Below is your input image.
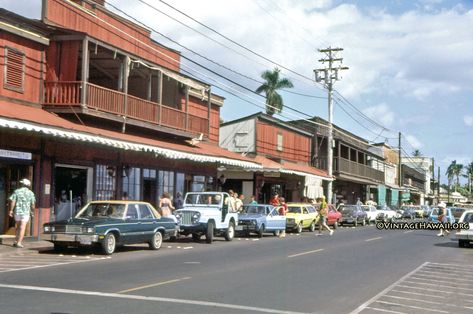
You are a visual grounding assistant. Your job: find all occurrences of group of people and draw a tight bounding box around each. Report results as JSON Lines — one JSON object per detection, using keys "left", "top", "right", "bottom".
{"left": 226, "top": 190, "right": 257, "bottom": 213}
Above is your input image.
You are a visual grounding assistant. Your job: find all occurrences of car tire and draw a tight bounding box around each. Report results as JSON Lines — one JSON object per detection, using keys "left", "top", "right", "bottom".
{"left": 296, "top": 223, "right": 303, "bottom": 234}
{"left": 354, "top": 219, "right": 358, "bottom": 227}
{"left": 192, "top": 233, "right": 201, "bottom": 241}
{"left": 333, "top": 221, "right": 338, "bottom": 229}
{"left": 53, "top": 242, "right": 67, "bottom": 252}
{"left": 102, "top": 233, "right": 116, "bottom": 255}
{"left": 309, "top": 221, "right": 316, "bottom": 232}
{"left": 257, "top": 224, "right": 264, "bottom": 238}
{"left": 362, "top": 218, "right": 366, "bottom": 226}
{"left": 149, "top": 231, "right": 163, "bottom": 250}
{"left": 459, "top": 240, "right": 468, "bottom": 248}
{"left": 273, "top": 230, "right": 280, "bottom": 237}
{"left": 225, "top": 221, "right": 235, "bottom": 241}
{"left": 206, "top": 221, "right": 214, "bottom": 244}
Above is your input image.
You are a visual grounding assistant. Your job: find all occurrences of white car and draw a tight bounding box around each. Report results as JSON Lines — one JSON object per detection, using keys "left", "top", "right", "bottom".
{"left": 375, "top": 205, "right": 399, "bottom": 222}
{"left": 361, "top": 205, "right": 378, "bottom": 223}
{"left": 455, "top": 209, "right": 473, "bottom": 248}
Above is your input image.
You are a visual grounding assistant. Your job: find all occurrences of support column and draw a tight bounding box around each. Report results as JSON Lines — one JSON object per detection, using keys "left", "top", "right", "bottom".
{"left": 184, "top": 86, "right": 189, "bottom": 130}
{"left": 122, "top": 56, "right": 130, "bottom": 133}
{"left": 81, "top": 37, "right": 89, "bottom": 108}
{"left": 207, "top": 88, "right": 211, "bottom": 137}
{"left": 157, "top": 71, "right": 163, "bottom": 125}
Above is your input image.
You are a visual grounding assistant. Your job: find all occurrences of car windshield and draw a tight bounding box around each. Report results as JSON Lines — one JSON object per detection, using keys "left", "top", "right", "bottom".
{"left": 463, "top": 213, "right": 473, "bottom": 223}
{"left": 287, "top": 206, "right": 301, "bottom": 214}
{"left": 241, "top": 205, "right": 266, "bottom": 215}
{"left": 361, "top": 206, "right": 370, "bottom": 211}
{"left": 184, "top": 193, "right": 222, "bottom": 206}
{"left": 76, "top": 203, "right": 126, "bottom": 219}
{"left": 340, "top": 205, "right": 357, "bottom": 213}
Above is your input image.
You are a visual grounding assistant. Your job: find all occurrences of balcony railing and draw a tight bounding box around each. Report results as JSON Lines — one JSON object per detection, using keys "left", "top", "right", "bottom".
{"left": 43, "top": 81, "right": 209, "bottom": 137}
{"left": 334, "top": 157, "right": 384, "bottom": 183}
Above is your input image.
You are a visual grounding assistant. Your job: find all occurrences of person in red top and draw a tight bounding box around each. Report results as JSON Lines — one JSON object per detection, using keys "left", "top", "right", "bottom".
{"left": 270, "top": 193, "right": 280, "bottom": 207}
{"left": 278, "top": 197, "right": 288, "bottom": 238}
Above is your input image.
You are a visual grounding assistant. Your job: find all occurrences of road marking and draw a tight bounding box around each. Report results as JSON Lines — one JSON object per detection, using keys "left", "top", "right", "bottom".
{"left": 183, "top": 246, "right": 193, "bottom": 250}
{"left": 410, "top": 276, "right": 473, "bottom": 286}
{"left": 374, "top": 300, "right": 449, "bottom": 313}
{"left": 428, "top": 262, "right": 473, "bottom": 269}
{"left": 287, "top": 248, "right": 324, "bottom": 258}
{"left": 365, "top": 237, "right": 382, "bottom": 242}
{"left": 183, "top": 262, "right": 200, "bottom": 264}
{"left": 390, "top": 289, "right": 442, "bottom": 299}
{"left": 396, "top": 284, "right": 473, "bottom": 297}
{"left": 413, "top": 272, "right": 473, "bottom": 282}
{"left": 117, "top": 277, "right": 191, "bottom": 293}
{"left": 0, "top": 283, "right": 309, "bottom": 314}
{"left": 364, "top": 307, "right": 406, "bottom": 314}
{"left": 403, "top": 230, "right": 413, "bottom": 234}
{"left": 403, "top": 280, "right": 473, "bottom": 291}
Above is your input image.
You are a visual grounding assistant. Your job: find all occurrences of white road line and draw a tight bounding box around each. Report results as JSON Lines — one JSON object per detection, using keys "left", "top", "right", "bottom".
{"left": 287, "top": 248, "right": 324, "bottom": 258}
{"left": 396, "top": 285, "right": 473, "bottom": 297}
{"left": 349, "top": 262, "right": 429, "bottom": 314}
{"left": 390, "top": 289, "right": 443, "bottom": 299}
{"left": 428, "top": 262, "right": 473, "bottom": 269}
{"left": 183, "top": 262, "right": 200, "bottom": 264}
{"left": 0, "top": 257, "right": 107, "bottom": 273}
{"left": 365, "top": 237, "right": 382, "bottom": 242}
{"left": 402, "top": 280, "right": 473, "bottom": 291}
{"left": 423, "top": 266, "right": 473, "bottom": 274}
{"left": 364, "top": 306, "right": 406, "bottom": 314}
{"left": 413, "top": 272, "right": 473, "bottom": 283}
{"left": 409, "top": 276, "right": 473, "bottom": 286}
{"left": 382, "top": 295, "right": 454, "bottom": 306}
{"left": 0, "top": 283, "right": 309, "bottom": 314}
{"left": 374, "top": 301, "right": 449, "bottom": 313}
{"left": 117, "top": 277, "right": 192, "bottom": 293}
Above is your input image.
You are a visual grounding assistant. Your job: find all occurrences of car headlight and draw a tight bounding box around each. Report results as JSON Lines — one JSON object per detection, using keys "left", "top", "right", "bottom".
{"left": 174, "top": 212, "right": 182, "bottom": 219}
{"left": 82, "top": 227, "right": 95, "bottom": 234}
{"left": 44, "top": 226, "right": 50, "bottom": 232}
{"left": 250, "top": 220, "right": 257, "bottom": 225}
{"left": 191, "top": 212, "right": 201, "bottom": 223}
{"left": 287, "top": 218, "right": 295, "bottom": 223}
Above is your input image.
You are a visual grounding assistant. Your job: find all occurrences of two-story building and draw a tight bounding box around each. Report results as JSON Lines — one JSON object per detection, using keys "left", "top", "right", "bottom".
{"left": 0, "top": 0, "right": 261, "bottom": 237}
{"left": 219, "top": 113, "right": 330, "bottom": 203}
{"left": 401, "top": 157, "right": 431, "bottom": 205}
{"left": 372, "top": 143, "right": 401, "bottom": 206}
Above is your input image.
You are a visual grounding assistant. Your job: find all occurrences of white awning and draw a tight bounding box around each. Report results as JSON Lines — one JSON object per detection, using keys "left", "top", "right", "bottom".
{"left": 0, "top": 117, "right": 261, "bottom": 169}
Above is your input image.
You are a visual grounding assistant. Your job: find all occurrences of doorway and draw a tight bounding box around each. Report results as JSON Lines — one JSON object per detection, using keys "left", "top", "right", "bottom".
{"left": 54, "top": 165, "right": 92, "bottom": 220}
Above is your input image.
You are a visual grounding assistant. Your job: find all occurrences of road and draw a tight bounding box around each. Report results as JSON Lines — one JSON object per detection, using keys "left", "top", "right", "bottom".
{"left": 0, "top": 224, "right": 472, "bottom": 314}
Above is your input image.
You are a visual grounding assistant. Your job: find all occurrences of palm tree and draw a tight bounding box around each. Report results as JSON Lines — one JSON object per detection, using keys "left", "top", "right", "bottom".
{"left": 412, "top": 149, "right": 422, "bottom": 156}
{"left": 446, "top": 160, "right": 464, "bottom": 192}
{"left": 255, "top": 67, "right": 293, "bottom": 116}
{"left": 464, "top": 162, "right": 473, "bottom": 194}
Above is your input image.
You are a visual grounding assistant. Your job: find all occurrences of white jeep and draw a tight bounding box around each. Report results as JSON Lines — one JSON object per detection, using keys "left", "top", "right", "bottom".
{"left": 174, "top": 192, "right": 238, "bottom": 243}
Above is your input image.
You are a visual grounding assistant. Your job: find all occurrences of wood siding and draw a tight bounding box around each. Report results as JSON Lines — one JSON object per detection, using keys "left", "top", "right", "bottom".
{"left": 44, "top": 0, "right": 180, "bottom": 71}
{"left": 256, "top": 120, "right": 311, "bottom": 163}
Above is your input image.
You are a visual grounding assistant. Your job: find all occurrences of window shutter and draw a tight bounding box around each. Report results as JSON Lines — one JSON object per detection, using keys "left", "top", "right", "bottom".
{"left": 4, "top": 48, "right": 24, "bottom": 91}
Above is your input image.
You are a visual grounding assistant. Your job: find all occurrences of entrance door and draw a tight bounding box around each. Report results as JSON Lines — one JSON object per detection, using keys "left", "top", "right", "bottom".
{"left": 0, "top": 164, "right": 33, "bottom": 235}
{"left": 54, "top": 165, "right": 92, "bottom": 220}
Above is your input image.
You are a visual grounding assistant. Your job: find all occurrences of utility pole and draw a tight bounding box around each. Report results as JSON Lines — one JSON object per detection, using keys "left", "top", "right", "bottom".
{"left": 437, "top": 166, "right": 440, "bottom": 204}
{"left": 398, "top": 132, "right": 402, "bottom": 206}
{"left": 314, "top": 47, "right": 348, "bottom": 204}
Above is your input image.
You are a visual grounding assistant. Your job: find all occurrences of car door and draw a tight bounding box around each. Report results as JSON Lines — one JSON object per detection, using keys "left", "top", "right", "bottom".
{"left": 302, "top": 206, "right": 311, "bottom": 227}
{"left": 123, "top": 203, "right": 142, "bottom": 244}
{"left": 266, "top": 206, "right": 285, "bottom": 231}
{"left": 138, "top": 204, "right": 157, "bottom": 242}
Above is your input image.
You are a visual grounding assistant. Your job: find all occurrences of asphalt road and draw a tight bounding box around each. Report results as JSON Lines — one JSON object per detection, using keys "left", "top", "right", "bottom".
{"left": 0, "top": 223, "right": 472, "bottom": 314}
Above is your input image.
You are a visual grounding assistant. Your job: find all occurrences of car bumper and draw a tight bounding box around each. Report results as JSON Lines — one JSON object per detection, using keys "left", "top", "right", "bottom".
{"left": 178, "top": 223, "right": 208, "bottom": 233}
{"left": 236, "top": 224, "right": 258, "bottom": 231}
{"left": 455, "top": 232, "right": 473, "bottom": 240}
{"left": 44, "top": 233, "right": 99, "bottom": 245}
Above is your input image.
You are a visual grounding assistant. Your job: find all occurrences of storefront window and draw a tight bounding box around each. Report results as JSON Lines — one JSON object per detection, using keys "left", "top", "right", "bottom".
{"left": 143, "top": 169, "right": 157, "bottom": 205}
{"left": 175, "top": 172, "right": 185, "bottom": 197}
{"left": 95, "top": 164, "right": 116, "bottom": 200}
{"left": 191, "top": 175, "right": 206, "bottom": 192}
{"left": 123, "top": 167, "right": 141, "bottom": 200}
{"left": 158, "top": 170, "right": 174, "bottom": 200}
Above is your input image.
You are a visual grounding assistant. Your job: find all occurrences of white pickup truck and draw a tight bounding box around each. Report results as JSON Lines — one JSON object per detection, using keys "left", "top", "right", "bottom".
{"left": 174, "top": 192, "right": 238, "bottom": 243}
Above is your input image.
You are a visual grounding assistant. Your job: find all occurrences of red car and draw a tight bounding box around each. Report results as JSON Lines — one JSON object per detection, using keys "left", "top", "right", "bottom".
{"left": 315, "top": 204, "right": 342, "bottom": 229}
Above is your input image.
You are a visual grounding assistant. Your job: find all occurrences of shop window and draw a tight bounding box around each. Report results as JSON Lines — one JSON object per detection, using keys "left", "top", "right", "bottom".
{"left": 4, "top": 47, "right": 24, "bottom": 92}
{"left": 191, "top": 175, "right": 206, "bottom": 192}
{"left": 176, "top": 172, "right": 185, "bottom": 197}
{"left": 95, "top": 164, "right": 116, "bottom": 200}
{"left": 158, "top": 170, "right": 175, "bottom": 199}
{"left": 123, "top": 167, "right": 141, "bottom": 201}
{"left": 143, "top": 168, "right": 157, "bottom": 205}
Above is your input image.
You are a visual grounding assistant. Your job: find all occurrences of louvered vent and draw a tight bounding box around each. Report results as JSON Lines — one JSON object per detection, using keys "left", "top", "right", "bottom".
{"left": 4, "top": 48, "right": 24, "bottom": 91}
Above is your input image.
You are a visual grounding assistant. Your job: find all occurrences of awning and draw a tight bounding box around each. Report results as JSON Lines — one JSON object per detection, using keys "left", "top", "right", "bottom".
{"left": 0, "top": 102, "right": 262, "bottom": 169}
{"left": 337, "top": 173, "right": 380, "bottom": 185}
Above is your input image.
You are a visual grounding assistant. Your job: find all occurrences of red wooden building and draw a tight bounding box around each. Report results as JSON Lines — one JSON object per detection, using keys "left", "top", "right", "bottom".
{"left": 0, "top": 1, "right": 260, "bottom": 238}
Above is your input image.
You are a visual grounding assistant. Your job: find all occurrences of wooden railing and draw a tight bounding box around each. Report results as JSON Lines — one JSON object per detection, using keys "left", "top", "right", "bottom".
{"left": 43, "top": 81, "right": 208, "bottom": 136}
{"left": 334, "top": 157, "right": 385, "bottom": 183}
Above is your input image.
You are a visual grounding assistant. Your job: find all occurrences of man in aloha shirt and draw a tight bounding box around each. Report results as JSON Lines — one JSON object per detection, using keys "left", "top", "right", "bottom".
{"left": 9, "top": 178, "right": 36, "bottom": 248}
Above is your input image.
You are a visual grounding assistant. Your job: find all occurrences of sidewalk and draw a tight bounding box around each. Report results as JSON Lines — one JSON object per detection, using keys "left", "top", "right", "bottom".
{"left": 0, "top": 236, "right": 53, "bottom": 256}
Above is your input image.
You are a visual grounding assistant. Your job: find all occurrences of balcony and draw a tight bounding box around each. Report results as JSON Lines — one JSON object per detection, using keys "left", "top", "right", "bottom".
{"left": 334, "top": 157, "right": 384, "bottom": 183}
{"left": 43, "top": 81, "right": 209, "bottom": 137}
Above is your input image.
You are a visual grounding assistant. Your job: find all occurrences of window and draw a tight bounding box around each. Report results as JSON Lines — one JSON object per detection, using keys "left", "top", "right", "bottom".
{"left": 123, "top": 167, "right": 141, "bottom": 200}
{"left": 190, "top": 175, "right": 205, "bottom": 192}
{"left": 158, "top": 170, "right": 175, "bottom": 199}
{"left": 95, "top": 164, "right": 116, "bottom": 200}
{"left": 234, "top": 131, "right": 249, "bottom": 148}
{"left": 126, "top": 205, "right": 139, "bottom": 219}
{"left": 138, "top": 204, "right": 154, "bottom": 219}
{"left": 4, "top": 47, "right": 24, "bottom": 92}
{"left": 277, "top": 133, "right": 283, "bottom": 151}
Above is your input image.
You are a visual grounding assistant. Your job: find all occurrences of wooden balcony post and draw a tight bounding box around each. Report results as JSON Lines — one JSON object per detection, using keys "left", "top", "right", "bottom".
{"left": 184, "top": 86, "right": 189, "bottom": 130}
{"left": 157, "top": 70, "right": 162, "bottom": 124}
{"left": 122, "top": 56, "right": 130, "bottom": 133}
{"left": 81, "top": 37, "right": 89, "bottom": 108}
{"left": 207, "top": 87, "right": 211, "bottom": 137}
{"left": 147, "top": 72, "right": 152, "bottom": 101}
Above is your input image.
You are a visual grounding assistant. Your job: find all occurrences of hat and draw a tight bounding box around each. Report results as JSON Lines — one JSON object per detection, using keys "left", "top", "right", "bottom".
{"left": 20, "top": 178, "right": 31, "bottom": 186}
{"left": 438, "top": 202, "right": 446, "bottom": 208}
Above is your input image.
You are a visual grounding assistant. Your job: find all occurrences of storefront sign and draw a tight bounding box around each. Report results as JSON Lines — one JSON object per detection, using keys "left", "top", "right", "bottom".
{"left": 263, "top": 172, "right": 280, "bottom": 178}
{"left": 0, "top": 149, "right": 32, "bottom": 160}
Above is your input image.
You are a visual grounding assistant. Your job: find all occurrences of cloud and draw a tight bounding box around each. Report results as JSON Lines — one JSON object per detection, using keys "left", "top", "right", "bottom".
{"left": 405, "top": 134, "right": 423, "bottom": 149}
{"left": 362, "top": 103, "right": 395, "bottom": 127}
{"left": 464, "top": 115, "right": 473, "bottom": 126}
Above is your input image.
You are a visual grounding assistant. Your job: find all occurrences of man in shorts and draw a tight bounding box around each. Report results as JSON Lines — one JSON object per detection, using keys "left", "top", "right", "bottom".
{"left": 9, "top": 178, "right": 36, "bottom": 248}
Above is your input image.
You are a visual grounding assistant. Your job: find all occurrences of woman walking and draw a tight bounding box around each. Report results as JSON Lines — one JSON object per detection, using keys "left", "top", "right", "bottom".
{"left": 317, "top": 196, "right": 333, "bottom": 236}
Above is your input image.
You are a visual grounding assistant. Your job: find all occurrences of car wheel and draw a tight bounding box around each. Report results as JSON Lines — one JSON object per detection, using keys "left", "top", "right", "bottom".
{"left": 362, "top": 218, "right": 366, "bottom": 226}
{"left": 149, "top": 231, "right": 163, "bottom": 250}
{"left": 53, "top": 242, "right": 67, "bottom": 252}
{"left": 192, "top": 233, "right": 201, "bottom": 241}
{"left": 206, "top": 221, "right": 215, "bottom": 244}
{"left": 354, "top": 219, "right": 358, "bottom": 227}
{"left": 257, "top": 224, "right": 265, "bottom": 238}
{"left": 309, "top": 221, "right": 316, "bottom": 232}
{"left": 296, "top": 223, "right": 303, "bottom": 234}
{"left": 333, "top": 221, "right": 338, "bottom": 229}
{"left": 273, "top": 230, "right": 280, "bottom": 237}
{"left": 459, "top": 240, "right": 468, "bottom": 248}
{"left": 224, "top": 221, "right": 235, "bottom": 241}
{"left": 102, "top": 233, "right": 116, "bottom": 255}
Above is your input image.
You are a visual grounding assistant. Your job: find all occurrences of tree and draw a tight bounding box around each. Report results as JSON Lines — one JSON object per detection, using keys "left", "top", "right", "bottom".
{"left": 255, "top": 67, "right": 293, "bottom": 116}
{"left": 412, "top": 149, "right": 422, "bottom": 156}
{"left": 464, "top": 162, "right": 473, "bottom": 194}
{"left": 446, "top": 160, "right": 463, "bottom": 192}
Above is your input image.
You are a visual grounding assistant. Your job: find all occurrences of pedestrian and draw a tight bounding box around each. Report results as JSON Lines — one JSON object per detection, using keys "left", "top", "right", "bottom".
{"left": 234, "top": 193, "right": 244, "bottom": 212}
{"left": 173, "top": 192, "right": 184, "bottom": 209}
{"left": 356, "top": 197, "right": 363, "bottom": 206}
{"left": 9, "top": 178, "right": 36, "bottom": 248}
{"left": 227, "top": 189, "right": 237, "bottom": 212}
{"left": 317, "top": 196, "right": 333, "bottom": 236}
{"left": 121, "top": 192, "right": 129, "bottom": 200}
{"left": 278, "top": 197, "right": 288, "bottom": 238}
{"left": 437, "top": 203, "right": 450, "bottom": 237}
{"left": 270, "top": 193, "right": 280, "bottom": 207}
{"left": 249, "top": 195, "right": 258, "bottom": 205}
{"left": 159, "top": 192, "right": 175, "bottom": 217}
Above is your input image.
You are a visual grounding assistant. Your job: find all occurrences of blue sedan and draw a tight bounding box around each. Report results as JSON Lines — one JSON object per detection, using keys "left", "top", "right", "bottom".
{"left": 236, "top": 204, "right": 286, "bottom": 237}
{"left": 428, "top": 207, "right": 455, "bottom": 223}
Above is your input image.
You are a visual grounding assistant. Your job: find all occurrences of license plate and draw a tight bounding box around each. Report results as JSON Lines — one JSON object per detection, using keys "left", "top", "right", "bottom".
{"left": 235, "top": 226, "right": 243, "bottom": 231}
{"left": 79, "top": 238, "right": 92, "bottom": 245}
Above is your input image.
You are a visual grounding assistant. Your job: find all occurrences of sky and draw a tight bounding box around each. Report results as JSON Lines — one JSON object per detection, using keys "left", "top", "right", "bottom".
{"left": 3, "top": 0, "right": 473, "bottom": 184}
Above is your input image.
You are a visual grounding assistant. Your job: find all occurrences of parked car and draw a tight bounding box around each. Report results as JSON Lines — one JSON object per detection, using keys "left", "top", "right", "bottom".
{"left": 451, "top": 207, "right": 467, "bottom": 222}
{"left": 413, "top": 206, "right": 424, "bottom": 218}
{"left": 428, "top": 207, "right": 455, "bottom": 223}
{"left": 455, "top": 209, "right": 473, "bottom": 247}
{"left": 285, "top": 203, "right": 319, "bottom": 233}
{"left": 236, "top": 204, "right": 286, "bottom": 237}
{"left": 421, "top": 205, "right": 432, "bottom": 218}
{"left": 174, "top": 192, "right": 238, "bottom": 243}
{"left": 400, "top": 206, "right": 416, "bottom": 219}
{"left": 361, "top": 205, "right": 377, "bottom": 223}
{"left": 43, "top": 201, "right": 178, "bottom": 255}
{"left": 326, "top": 204, "right": 342, "bottom": 229}
{"left": 375, "top": 205, "right": 398, "bottom": 222}
{"left": 339, "top": 205, "right": 368, "bottom": 227}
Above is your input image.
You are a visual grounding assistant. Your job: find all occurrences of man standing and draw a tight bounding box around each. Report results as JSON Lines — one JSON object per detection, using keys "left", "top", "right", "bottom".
{"left": 9, "top": 178, "right": 36, "bottom": 248}
{"left": 437, "top": 203, "right": 450, "bottom": 237}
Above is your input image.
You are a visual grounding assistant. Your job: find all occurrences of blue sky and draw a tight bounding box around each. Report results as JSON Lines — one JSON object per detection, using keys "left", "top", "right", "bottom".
{"left": 3, "top": 0, "right": 473, "bottom": 183}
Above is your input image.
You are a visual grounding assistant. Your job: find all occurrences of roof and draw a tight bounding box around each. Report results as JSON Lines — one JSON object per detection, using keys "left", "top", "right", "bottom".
{"left": 251, "top": 155, "right": 331, "bottom": 180}
{"left": 0, "top": 101, "right": 261, "bottom": 169}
